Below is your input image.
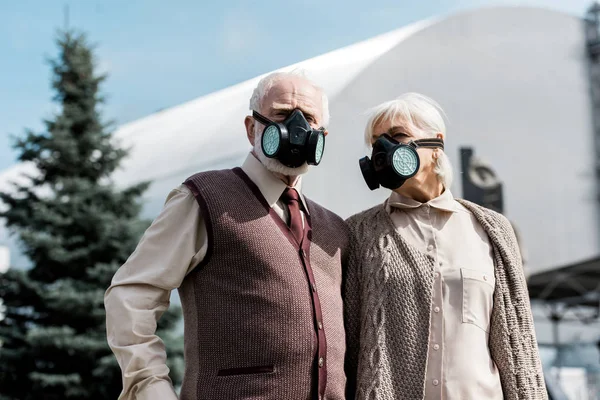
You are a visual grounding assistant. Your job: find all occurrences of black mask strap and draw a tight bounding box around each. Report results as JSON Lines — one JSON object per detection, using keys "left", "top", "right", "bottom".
{"left": 252, "top": 111, "right": 273, "bottom": 126}
{"left": 412, "top": 138, "right": 444, "bottom": 150}
{"left": 253, "top": 109, "right": 326, "bottom": 132}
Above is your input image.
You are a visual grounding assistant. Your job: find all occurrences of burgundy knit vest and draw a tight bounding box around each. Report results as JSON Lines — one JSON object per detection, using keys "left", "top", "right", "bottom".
{"left": 177, "top": 168, "right": 349, "bottom": 400}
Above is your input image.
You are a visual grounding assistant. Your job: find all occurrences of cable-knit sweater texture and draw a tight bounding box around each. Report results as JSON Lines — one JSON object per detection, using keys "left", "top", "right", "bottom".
{"left": 343, "top": 199, "right": 547, "bottom": 400}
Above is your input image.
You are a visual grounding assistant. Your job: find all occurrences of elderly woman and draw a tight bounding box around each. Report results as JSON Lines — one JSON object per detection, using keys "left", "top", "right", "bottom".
{"left": 343, "top": 93, "right": 546, "bottom": 400}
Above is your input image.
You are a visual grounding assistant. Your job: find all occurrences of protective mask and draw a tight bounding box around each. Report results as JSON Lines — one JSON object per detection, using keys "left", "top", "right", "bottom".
{"left": 253, "top": 109, "right": 326, "bottom": 168}
{"left": 359, "top": 134, "right": 444, "bottom": 190}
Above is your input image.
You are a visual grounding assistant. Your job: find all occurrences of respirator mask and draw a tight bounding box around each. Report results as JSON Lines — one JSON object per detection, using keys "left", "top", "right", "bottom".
{"left": 359, "top": 134, "right": 444, "bottom": 190}
{"left": 252, "top": 109, "right": 326, "bottom": 168}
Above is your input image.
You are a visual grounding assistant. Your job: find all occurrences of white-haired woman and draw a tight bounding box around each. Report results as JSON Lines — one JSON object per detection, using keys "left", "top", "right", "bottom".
{"left": 343, "top": 93, "right": 546, "bottom": 400}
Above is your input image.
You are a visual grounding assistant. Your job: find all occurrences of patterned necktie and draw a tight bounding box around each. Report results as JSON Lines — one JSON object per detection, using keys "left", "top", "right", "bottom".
{"left": 281, "top": 187, "right": 304, "bottom": 245}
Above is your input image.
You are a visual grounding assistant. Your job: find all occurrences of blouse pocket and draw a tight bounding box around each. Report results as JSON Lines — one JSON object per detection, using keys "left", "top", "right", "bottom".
{"left": 461, "top": 268, "right": 495, "bottom": 333}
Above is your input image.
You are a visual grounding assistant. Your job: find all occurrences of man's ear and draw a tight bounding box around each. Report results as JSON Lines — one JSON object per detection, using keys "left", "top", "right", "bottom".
{"left": 245, "top": 116, "right": 256, "bottom": 146}
{"left": 436, "top": 132, "right": 444, "bottom": 141}
{"left": 323, "top": 129, "right": 329, "bottom": 137}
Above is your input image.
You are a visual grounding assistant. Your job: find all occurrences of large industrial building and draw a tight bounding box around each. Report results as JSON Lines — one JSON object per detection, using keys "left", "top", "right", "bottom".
{"left": 1, "top": 5, "right": 599, "bottom": 398}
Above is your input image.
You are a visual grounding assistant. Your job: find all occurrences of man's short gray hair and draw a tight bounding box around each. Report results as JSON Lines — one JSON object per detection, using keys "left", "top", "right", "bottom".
{"left": 364, "top": 92, "right": 454, "bottom": 189}
{"left": 249, "top": 69, "right": 330, "bottom": 128}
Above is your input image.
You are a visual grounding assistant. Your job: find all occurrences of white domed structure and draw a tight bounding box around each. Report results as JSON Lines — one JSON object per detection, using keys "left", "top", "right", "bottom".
{"left": 2, "top": 6, "right": 592, "bottom": 274}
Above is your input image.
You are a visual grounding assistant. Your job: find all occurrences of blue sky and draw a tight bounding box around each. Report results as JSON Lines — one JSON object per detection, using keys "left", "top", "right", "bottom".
{"left": 0, "top": 0, "right": 591, "bottom": 171}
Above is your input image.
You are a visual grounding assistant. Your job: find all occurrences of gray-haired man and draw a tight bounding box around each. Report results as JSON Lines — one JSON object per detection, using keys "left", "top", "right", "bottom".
{"left": 105, "top": 71, "right": 349, "bottom": 400}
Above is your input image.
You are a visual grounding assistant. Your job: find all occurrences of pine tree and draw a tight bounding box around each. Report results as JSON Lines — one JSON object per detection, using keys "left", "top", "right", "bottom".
{"left": 0, "top": 30, "right": 183, "bottom": 399}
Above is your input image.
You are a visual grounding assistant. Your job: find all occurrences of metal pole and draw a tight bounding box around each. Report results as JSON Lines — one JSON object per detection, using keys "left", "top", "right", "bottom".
{"left": 551, "top": 310, "right": 561, "bottom": 385}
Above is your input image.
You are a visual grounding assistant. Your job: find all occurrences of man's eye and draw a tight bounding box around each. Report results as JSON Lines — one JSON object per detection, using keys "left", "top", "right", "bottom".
{"left": 274, "top": 110, "right": 290, "bottom": 117}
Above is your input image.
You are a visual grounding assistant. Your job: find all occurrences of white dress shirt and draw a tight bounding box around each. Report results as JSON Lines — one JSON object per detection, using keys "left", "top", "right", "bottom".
{"left": 386, "top": 189, "right": 503, "bottom": 400}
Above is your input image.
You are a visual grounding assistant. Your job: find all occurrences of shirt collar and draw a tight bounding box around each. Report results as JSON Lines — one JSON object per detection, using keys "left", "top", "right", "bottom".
{"left": 241, "top": 153, "right": 310, "bottom": 214}
{"left": 386, "top": 188, "right": 460, "bottom": 214}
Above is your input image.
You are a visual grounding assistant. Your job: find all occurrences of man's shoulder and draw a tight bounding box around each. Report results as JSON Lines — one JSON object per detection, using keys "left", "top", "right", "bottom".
{"left": 184, "top": 168, "right": 238, "bottom": 185}
{"left": 304, "top": 197, "right": 347, "bottom": 228}
{"left": 178, "top": 168, "right": 243, "bottom": 203}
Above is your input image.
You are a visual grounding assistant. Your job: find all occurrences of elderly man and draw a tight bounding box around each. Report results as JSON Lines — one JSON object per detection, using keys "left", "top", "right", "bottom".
{"left": 343, "top": 93, "right": 546, "bottom": 399}
{"left": 105, "top": 71, "right": 349, "bottom": 400}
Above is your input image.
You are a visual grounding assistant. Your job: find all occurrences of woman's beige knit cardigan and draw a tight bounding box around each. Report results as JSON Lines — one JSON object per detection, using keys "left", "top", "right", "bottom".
{"left": 343, "top": 199, "right": 547, "bottom": 400}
